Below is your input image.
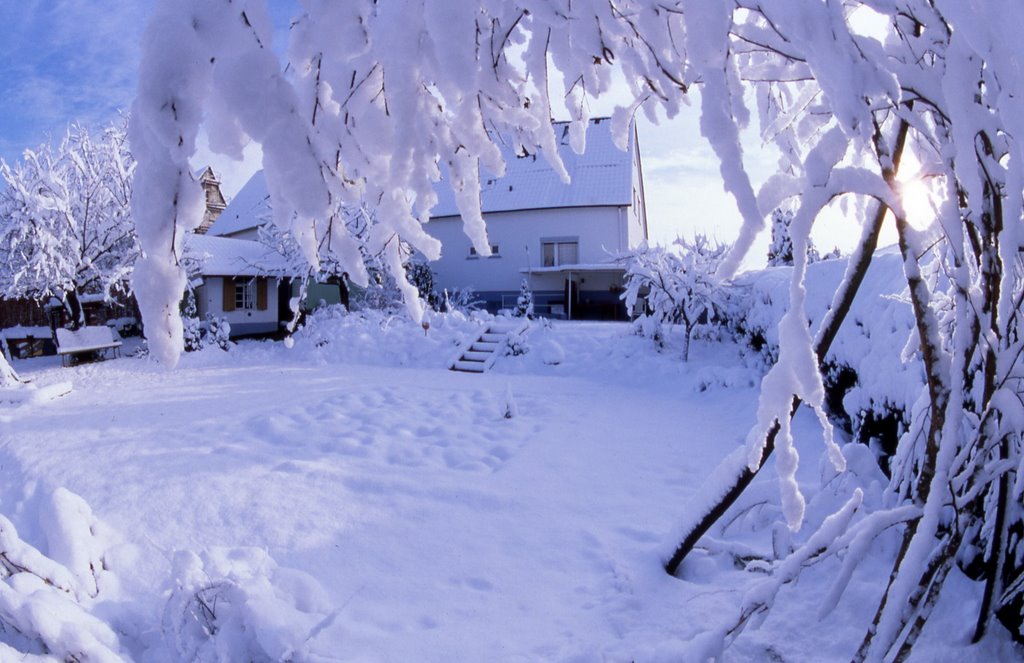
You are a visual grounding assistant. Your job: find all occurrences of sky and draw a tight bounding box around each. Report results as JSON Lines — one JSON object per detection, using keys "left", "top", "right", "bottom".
{"left": 0, "top": 2, "right": 870, "bottom": 269}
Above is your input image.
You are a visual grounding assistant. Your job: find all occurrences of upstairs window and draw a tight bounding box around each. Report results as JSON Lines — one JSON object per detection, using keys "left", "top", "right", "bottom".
{"left": 541, "top": 240, "right": 578, "bottom": 267}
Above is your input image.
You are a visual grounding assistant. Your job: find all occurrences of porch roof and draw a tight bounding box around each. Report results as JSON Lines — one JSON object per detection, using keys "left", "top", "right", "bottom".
{"left": 519, "top": 262, "right": 625, "bottom": 274}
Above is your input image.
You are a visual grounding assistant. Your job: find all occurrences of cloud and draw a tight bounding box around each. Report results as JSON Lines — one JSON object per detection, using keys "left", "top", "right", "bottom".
{"left": 0, "top": 1, "right": 151, "bottom": 163}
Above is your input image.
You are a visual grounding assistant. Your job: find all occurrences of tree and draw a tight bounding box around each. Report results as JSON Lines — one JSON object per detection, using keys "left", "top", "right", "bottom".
{"left": 513, "top": 279, "right": 534, "bottom": 319}
{"left": 622, "top": 236, "right": 728, "bottom": 361}
{"left": 132, "top": 1, "right": 1024, "bottom": 657}
{"left": 767, "top": 207, "right": 818, "bottom": 267}
{"left": 0, "top": 352, "right": 21, "bottom": 389}
{"left": 0, "top": 119, "right": 138, "bottom": 329}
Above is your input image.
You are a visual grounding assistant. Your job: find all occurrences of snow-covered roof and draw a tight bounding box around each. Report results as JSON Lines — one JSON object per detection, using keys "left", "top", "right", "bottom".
{"left": 208, "top": 118, "right": 636, "bottom": 235}
{"left": 184, "top": 233, "right": 293, "bottom": 277}
{"left": 206, "top": 170, "right": 271, "bottom": 237}
{"left": 430, "top": 117, "right": 636, "bottom": 218}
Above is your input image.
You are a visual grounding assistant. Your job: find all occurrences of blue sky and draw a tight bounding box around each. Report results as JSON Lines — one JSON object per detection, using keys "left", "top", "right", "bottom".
{"left": 0, "top": 2, "right": 857, "bottom": 263}
{"left": 0, "top": 1, "right": 150, "bottom": 162}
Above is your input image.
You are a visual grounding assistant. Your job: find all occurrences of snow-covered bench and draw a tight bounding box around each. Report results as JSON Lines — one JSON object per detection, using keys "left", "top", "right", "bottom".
{"left": 55, "top": 326, "right": 123, "bottom": 366}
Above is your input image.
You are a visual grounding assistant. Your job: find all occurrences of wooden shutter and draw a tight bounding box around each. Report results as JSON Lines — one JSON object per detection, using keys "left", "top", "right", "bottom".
{"left": 222, "top": 277, "right": 236, "bottom": 312}
{"left": 256, "top": 278, "right": 268, "bottom": 311}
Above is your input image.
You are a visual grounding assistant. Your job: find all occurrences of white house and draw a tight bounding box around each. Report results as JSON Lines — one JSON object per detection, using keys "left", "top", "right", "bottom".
{"left": 183, "top": 233, "right": 296, "bottom": 337}
{"left": 206, "top": 117, "right": 648, "bottom": 319}
{"left": 424, "top": 117, "right": 648, "bottom": 319}
{"left": 204, "top": 172, "right": 346, "bottom": 311}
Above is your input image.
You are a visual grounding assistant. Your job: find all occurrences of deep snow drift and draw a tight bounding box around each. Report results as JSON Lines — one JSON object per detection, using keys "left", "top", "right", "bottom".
{"left": 0, "top": 310, "right": 1017, "bottom": 660}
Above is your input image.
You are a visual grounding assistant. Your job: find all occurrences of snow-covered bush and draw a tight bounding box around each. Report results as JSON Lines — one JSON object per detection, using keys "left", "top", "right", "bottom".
{"left": 182, "top": 291, "right": 203, "bottom": 352}
{"left": 513, "top": 280, "right": 534, "bottom": 319}
{"left": 539, "top": 340, "right": 565, "bottom": 366}
{"left": 406, "top": 261, "right": 440, "bottom": 311}
{"left": 203, "top": 314, "right": 231, "bottom": 351}
{"left": 0, "top": 353, "right": 20, "bottom": 389}
{"left": 0, "top": 488, "right": 126, "bottom": 660}
{"left": 0, "top": 484, "right": 344, "bottom": 661}
{"left": 289, "top": 306, "right": 483, "bottom": 368}
{"left": 349, "top": 258, "right": 437, "bottom": 314}
{"left": 731, "top": 251, "right": 920, "bottom": 469}
{"left": 350, "top": 269, "right": 407, "bottom": 314}
{"left": 443, "top": 287, "right": 484, "bottom": 315}
{"left": 161, "top": 548, "right": 332, "bottom": 661}
{"left": 767, "top": 208, "right": 818, "bottom": 267}
{"left": 504, "top": 333, "right": 529, "bottom": 357}
{"left": 622, "top": 236, "right": 729, "bottom": 361}
{"left": 181, "top": 291, "right": 230, "bottom": 352}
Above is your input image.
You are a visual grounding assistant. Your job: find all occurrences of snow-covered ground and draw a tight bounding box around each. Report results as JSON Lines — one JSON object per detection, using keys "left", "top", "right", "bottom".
{"left": 0, "top": 312, "right": 1018, "bottom": 661}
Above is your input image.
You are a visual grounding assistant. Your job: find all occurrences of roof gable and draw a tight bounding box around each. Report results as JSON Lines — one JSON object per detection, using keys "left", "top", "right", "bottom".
{"left": 208, "top": 118, "right": 637, "bottom": 235}
{"left": 430, "top": 117, "right": 636, "bottom": 218}
{"left": 207, "top": 170, "right": 271, "bottom": 237}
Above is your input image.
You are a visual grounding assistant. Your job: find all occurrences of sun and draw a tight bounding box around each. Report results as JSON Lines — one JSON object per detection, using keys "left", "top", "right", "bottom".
{"left": 897, "top": 175, "right": 939, "bottom": 230}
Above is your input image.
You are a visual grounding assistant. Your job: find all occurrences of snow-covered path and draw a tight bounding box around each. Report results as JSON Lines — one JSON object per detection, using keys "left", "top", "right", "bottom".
{"left": 1, "top": 321, "right": 761, "bottom": 659}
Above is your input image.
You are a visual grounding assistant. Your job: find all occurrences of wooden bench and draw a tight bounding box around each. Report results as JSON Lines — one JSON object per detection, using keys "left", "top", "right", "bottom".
{"left": 55, "top": 326, "right": 123, "bottom": 366}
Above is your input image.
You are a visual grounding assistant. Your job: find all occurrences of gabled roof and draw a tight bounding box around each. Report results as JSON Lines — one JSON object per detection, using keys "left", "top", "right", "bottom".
{"left": 430, "top": 117, "right": 636, "bottom": 218}
{"left": 206, "top": 170, "right": 271, "bottom": 237}
{"left": 209, "top": 117, "right": 637, "bottom": 235}
{"left": 184, "top": 233, "right": 293, "bottom": 277}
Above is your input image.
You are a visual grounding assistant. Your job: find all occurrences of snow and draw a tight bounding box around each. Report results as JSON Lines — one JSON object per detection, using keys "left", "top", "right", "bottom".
{"left": 1, "top": 311, "right": 1015, "bottom": 660}
{"left": 736, "top": 247, "right": 923, "bottom": 424}
{"left": 204, "top": 170, "right": 271, "bottom": 238}
{"left": 184, "top": 233, "right": 294, "bottom": 277}
{"left": 429, "top": 118, "right": 636, "bottom": 219}
{"left": 112, "top": 0, "right": 1024, "bottom": 656}
{"left": 0, "top": 326, "right": 52, "bottom": 340}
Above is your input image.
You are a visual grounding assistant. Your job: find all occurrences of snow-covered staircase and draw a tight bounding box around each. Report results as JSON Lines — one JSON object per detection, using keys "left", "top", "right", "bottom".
{"left": 449, "top": 321, "right": 527, "bottom": 373}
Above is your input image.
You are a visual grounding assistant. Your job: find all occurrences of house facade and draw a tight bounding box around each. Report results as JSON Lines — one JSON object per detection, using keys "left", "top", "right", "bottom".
{"left": 424, "top": 117, "right": 648, "bottom": 319}
{"left": 184, "top": 233, "right": 294, "bottom": 337}
{"left": 206, "top": 117, "right": 647, "bottom": 320}
{"left": 203, "top": 172, "right": 345, "bottom": 314}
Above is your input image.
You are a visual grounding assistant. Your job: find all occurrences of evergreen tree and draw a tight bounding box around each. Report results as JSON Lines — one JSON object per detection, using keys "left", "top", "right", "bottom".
{"left": 513, "top": 280, "right": 534, "bottom": 319}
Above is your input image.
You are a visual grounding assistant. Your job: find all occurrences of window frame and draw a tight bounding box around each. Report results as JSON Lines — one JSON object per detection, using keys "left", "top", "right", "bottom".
{"left": 468, "top": 244, "right": 501, "bottom": 259}
{"left": 234, "top": 278, "right": 256, "bottom": 310}
{"left": 540, "top": 238, "right": 579, "bottom": 267}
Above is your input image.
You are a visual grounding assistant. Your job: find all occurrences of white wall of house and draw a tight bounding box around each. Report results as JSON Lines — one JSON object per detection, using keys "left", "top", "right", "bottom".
{"left": 424, "top": 205, "right": 625, "bottom": 294}
{"left": 197, "top": 276, "right": 281, "bottom": 336}
{"left": 628, "top": 138, "right": 649, "bottom": 248}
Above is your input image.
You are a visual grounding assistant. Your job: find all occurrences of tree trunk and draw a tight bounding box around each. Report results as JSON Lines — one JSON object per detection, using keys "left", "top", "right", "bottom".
{"left": 973, "top": 438, "right": 1009, "bottom": 642}
{"left": 663, "top": 111, "right": 912, "bottom": 577}
{"left": 664, "top": 204, "right": 887, "bottom": 575}
{"left": 0, "top": 352, "right": 22, "bottom": 388}
{"left": 64, "top": 290, "right": 85, "bottom": 330}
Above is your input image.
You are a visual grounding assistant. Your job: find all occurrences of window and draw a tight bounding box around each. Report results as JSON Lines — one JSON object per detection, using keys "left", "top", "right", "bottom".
{"left": 234, "top": 278, "right": 256, "bottom": 310}
{"left": 223, "top": 277, "right": 267, "bottom": 312}
{"left": 468, "top": 244, "right": 501, "bottom": 258}
{"left": 541, "top": 240, "right": 578, "bottom": 267}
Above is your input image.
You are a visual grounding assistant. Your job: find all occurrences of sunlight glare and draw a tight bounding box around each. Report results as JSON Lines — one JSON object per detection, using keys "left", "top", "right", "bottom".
{"left": 897, "top": 176, "right": 939, "bottom": 231}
